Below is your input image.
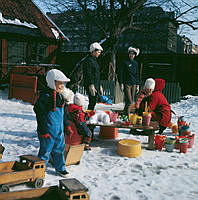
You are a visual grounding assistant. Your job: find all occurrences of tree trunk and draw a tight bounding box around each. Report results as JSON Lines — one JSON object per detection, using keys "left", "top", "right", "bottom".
{"left": 108, "top": 47, "right": 116, "bottom": 81}
{"left": 108, "top": 44, "right": 124, "bottom": 104}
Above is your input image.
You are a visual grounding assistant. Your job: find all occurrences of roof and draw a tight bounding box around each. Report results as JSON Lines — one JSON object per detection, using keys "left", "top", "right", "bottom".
{"left": 0, "top": 0, "right": 69, "bottom": 41}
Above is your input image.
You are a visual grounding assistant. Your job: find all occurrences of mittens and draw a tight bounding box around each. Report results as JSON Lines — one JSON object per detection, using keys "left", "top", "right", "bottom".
{"left": 40, "top": 134, "right": 51, "bottom": 139}
{"left": 66, "top": 126, "right": 74, "bottom": 135}
{"left": 99, "top": 85, "right": 103, "bottom": 95}
{"left": 120, "top": 84, "right": 124, "bottom": 91}
{"left": 89, "top": 84, "right": 97, "bottom": 96}
{"left": 136, "top": 85, "right": 140, "bottom": 94}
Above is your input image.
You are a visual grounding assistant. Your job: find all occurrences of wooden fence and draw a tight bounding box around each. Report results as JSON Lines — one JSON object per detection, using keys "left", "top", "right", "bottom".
{"left": 163, "top": 82, "right": 181, "bottom": 103}
{"left": 77, "top": 80, "right": 181, "bottom": 104}
{"left": 77, "top": 80, "right": 116, "bottom": 102}
{"left": 8, "top": 75, "right": 181, "bottom": 105}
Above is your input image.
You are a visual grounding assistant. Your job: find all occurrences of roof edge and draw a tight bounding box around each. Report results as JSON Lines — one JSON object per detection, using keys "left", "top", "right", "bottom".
{"left": 32, "top": 1, "right": 70, "bottom": 42}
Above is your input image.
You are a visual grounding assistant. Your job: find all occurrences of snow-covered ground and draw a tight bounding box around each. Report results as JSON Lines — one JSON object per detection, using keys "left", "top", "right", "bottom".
{"left": 0, "top": 89, "right": 198, "bottom": 200}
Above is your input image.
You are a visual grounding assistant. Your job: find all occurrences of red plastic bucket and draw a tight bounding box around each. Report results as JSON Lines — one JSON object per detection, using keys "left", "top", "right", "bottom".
{"left": 175, "top": 136, "right": 187, "bottom": 149}
{"left": 99, "top": 126, "right": 119, "bottom": 139}
{"left": 179, "top": 142, "right": 188, "bottom": 153}
{"left": 179, "top": 139, "right": 189, "bottom": 153}
{"left": 154, "top": 135, "right": 166, "bottom": 151}
{"left": 187, "top": 134, "right": 195, "bottom": 148}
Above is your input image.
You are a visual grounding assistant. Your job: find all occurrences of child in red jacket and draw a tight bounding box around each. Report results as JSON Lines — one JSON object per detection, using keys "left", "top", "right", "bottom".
{"left": 135, "top": 78, "right": 171, "bottom": 134}
{"left": 67, "top": 93, "right": 92, "bottom": 150}
{"left": 135, "top": 78, "right": 155, "bottom": 109}
{"left": 149, "top": 78, "right": 171, "bottom": 134}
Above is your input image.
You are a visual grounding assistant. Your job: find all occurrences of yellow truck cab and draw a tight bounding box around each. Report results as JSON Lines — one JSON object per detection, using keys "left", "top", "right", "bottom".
{"left": 0, "top": 155, "right": 45, "bottom": 192}
{"left": 59, "top": 178, "right": 89, "bottom": 200}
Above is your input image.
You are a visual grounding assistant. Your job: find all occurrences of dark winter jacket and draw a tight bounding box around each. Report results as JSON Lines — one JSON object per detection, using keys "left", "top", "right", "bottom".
{"left": 119, "top": 59, "right": 139, "bottom": 85}
{"left": 82, "top": 54, "right": 100, "bottom": 90}
{"left": 149, "top": 79, "right": 171, "bottom": 127}
{"left": 33, "top": 88, "right": 65, "bottom": 136}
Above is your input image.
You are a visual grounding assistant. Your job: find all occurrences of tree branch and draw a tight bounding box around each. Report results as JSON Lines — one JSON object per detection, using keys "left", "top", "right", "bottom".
{"left": 177, "top": 20, "right": 198, "bottom": 30}
{"left": 176, "top": 6, "right": 198, "bottom": 19}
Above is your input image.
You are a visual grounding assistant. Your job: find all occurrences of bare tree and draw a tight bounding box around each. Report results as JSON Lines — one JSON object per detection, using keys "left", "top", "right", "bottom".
{"left": 34, "top": 0, "right": 198, "bottom": 79}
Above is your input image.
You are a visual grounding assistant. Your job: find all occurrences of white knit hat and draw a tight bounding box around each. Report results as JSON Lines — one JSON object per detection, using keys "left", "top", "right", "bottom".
{"left": 74, "top": 93, "right": 84, "bottom": 106}
{"left": 128, "top": 47, "right": 140, "bottom": 56}
{"left": 61, "top": 87, "right": 74, "bottom": 103}
{"left": 144, "top": 78, "right": 155, "bottom": 90}
{"left": 89, "top": 42, "right": 103, "bottom": 52}
{"left": 46, "top": 69, "right": 70, "bottom": 90}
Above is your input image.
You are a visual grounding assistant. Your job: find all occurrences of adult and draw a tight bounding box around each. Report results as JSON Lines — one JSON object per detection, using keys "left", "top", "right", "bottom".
{"left": 119, "top": 46, "right": 140, "bottom": 115}
{"left": 82, "top": 42, "right": 103, "bottom": 110}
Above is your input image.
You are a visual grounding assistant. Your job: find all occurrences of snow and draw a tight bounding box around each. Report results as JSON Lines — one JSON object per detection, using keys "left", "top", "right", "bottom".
{"left": 51, "top": 28, "right": 60, "bottom": 39}
{"left": 0, "top": 89, "right": 198, "bottom": 200}
{"left": 0, "top": 12, "right": 37, "bottom": 29}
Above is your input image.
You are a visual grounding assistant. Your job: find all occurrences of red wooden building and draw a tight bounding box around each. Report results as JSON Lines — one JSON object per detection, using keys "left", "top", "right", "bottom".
{"left": 0, "top": 0, "right": 69, "bottom": 103}
{"left": 0, "top": 0, "right": 68, "bottom": 79}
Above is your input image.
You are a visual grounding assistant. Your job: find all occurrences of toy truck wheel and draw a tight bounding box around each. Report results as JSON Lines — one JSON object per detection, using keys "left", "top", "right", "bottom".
{"left": 33, "top": 178, "right": 44, "bottom": 188}
{"left": 0, "top": 185, "right": 9, "bottom": 193}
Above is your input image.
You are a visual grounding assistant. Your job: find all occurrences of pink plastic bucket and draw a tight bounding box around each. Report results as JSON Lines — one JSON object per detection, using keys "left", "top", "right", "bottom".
{"left": 109, "top": 112, "right": 119, "bottom": 122}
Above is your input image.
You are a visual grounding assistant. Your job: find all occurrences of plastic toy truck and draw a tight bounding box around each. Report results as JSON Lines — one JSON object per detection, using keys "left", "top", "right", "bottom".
{"left": 0, "top": 179, "right": 89, "bottom": 200}
{"left": 0, "top": 155, "right": 45, "bottom": 192}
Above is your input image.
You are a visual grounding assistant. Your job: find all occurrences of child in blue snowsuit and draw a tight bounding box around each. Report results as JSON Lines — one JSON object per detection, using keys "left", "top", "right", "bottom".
{"left": 33, "top": 69, "right": 70, "bottom": 177}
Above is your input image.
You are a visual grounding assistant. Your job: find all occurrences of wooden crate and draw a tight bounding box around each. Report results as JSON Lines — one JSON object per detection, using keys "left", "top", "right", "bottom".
{"left": 65, "top": 144, "right": 85, "bottom": 166}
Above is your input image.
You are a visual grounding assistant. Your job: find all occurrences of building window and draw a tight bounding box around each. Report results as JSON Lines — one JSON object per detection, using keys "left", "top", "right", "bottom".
{"left": 7, "top": 40, "right": 27, "bottom": 70}
{"left": 7, "top": 41, "right": 48, "bottom": 69}
{"left": 29, "top": 43, "right": 47, "bottom": 64}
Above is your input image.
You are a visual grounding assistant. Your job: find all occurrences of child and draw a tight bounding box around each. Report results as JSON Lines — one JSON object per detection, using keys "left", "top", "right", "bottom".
{"left": 135, "top": 78, "right": 171, "bottom": 134}
{"left": 149, "top": 78, "right": 171, "bottom": 134}
{"left": 67, "top": 93, "right": 92, "bottom": 150}
{"left": 135, "top": 78, "right": 155, "bottom": 114}
{"left": 61, "top": 86, "right": 82, "bottom": 151}
{"left": 33, "top": 69, "right": 70, "bottom": 177}
{"left": 61, "top": 86, "right": 74, "bottom": 131}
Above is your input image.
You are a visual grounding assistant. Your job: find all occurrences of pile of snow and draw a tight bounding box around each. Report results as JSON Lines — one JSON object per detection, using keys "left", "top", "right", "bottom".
{"left": 0, "top": 89, "right": 198, "bottom": 200}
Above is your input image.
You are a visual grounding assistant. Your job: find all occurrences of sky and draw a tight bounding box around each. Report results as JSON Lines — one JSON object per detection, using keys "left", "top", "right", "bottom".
{"left": 0, "top": 89, "right": 198, "bottom": 200}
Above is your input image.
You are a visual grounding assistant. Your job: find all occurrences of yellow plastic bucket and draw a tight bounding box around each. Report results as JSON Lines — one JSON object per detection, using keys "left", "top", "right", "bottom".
{"left": 117, "top": 139, "right": 141, "bottom": 158}
{"left": 128, "top": 114, "right": 138, "bottom": 125}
